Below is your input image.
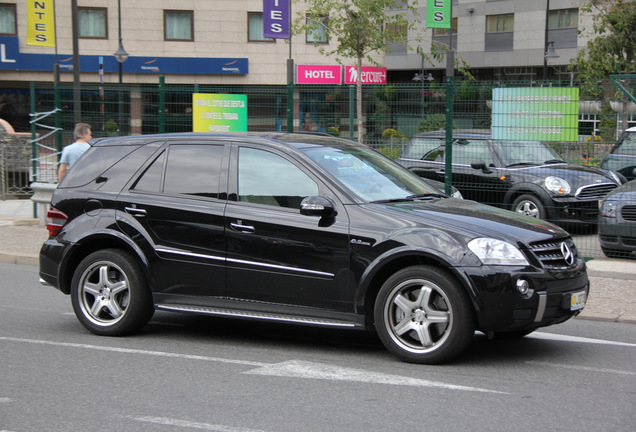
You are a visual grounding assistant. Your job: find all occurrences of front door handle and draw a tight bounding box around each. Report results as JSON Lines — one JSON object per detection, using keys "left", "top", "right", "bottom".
{"left": 230, "top": 222, "right": 255, "bottom": 233}
{"left": 124, "top": 206, "right": 147, "bottom": 218}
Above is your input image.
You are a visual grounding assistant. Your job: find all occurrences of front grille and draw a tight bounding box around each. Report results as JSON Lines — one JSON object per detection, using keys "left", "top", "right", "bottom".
{"left": 528, "top": 238, "right": 578, "bottom": 269}
{"left": 576, "top": 183, "right": 618, "bottom": 200}
{"left": 576, "top": 183, "right": 618, "bottom": 199}
{"left": 621, "top": 205, "right": 636, "bottom": 222}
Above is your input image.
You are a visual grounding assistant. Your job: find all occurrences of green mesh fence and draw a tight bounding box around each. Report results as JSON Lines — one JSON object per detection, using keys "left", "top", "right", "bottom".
{"left": 24, "top": 78, "right": 636, "bottom": 259}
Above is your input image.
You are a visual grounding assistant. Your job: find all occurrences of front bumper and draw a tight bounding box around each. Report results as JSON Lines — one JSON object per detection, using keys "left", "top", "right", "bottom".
{"left": 598, "top": 216, "right": 636, "bottom": 252}
{"left": 547, "top": 197, "right": 599, "bottom": 224}
{"left": 461, "top": 263, "right": 589, "bottom": 332}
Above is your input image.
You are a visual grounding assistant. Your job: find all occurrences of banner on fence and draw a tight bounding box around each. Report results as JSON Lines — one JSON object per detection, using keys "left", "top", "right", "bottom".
{"left": 192, "top": 93, "right": 247, "bottom": 132}
{"left": 26, "top": 0, "right": 56, "bottom": 47}
{"left": 491, "top": 87, "right": 580, "bottom": 141}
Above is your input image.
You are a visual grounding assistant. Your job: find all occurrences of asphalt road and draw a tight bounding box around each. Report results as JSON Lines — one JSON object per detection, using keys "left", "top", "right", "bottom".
{"left": 1, "top": 262, "right": 635, "bottom": 432}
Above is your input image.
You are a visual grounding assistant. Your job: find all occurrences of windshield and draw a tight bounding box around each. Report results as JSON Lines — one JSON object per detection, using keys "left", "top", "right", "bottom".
{"left": 302, "top": 145, "right": 442, "bottom": 202}
{"left": 491, "top": 140, "right": 564, "bottom": 166}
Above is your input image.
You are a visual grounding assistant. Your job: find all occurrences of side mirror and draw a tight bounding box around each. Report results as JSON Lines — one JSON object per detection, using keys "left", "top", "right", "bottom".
{"left": 300, "top": 196, "right": 337, "bottom": 217}
{"left": 471, "top": 160, "right": 491, "bottom": 173}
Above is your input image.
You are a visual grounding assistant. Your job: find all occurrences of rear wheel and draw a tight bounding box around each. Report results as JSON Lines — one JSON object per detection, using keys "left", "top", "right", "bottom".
{"left": 374, "top": 265, "right": 475, "bottom": 364}
{"left": 70, "top": 249, "right": 154, "bottom": 336}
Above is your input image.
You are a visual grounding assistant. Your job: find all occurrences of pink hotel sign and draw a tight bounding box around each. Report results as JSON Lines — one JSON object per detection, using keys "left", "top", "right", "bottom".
{"left": 297, "top": 65, "right": 342, "bottom": 84}
{"left": 296, "top": 65, "right": 388, "bottom": 84}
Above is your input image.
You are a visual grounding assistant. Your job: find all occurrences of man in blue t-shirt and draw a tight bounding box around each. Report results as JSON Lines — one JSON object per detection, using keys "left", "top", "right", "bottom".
{"left": 58, "top": 123, "right": 92, "bottom": 181}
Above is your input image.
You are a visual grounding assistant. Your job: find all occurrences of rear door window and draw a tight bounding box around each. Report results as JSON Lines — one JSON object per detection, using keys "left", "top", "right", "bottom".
{"left": 133, "top": 144, "right": 224, "bottom": 198}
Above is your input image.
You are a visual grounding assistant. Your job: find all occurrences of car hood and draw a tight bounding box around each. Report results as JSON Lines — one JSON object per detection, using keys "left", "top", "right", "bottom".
{"left": 368, "top": 197, "right": 567, "bottom": 245}
{"left": 512, "top": 163, "right": 618, "bottom": 187}
{"left": 605, "top": 179, "right": 636, "bottom": 199}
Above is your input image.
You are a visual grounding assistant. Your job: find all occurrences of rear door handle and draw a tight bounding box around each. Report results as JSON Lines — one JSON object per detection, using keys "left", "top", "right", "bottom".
{"left": 124, "top": 206, "right": 147, "bottom": 218}
{"left": 230, "top": 222, "right": 255, "bottom": 233}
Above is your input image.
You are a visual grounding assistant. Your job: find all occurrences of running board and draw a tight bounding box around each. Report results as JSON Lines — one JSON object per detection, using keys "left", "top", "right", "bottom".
{"left": 155, "top": 303, "right": 360, "bottom": 328}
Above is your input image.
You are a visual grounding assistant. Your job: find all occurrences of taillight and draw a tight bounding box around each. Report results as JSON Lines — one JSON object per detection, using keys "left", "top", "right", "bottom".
{"left": 46, "top": 207, "right": 68, "bottom": 237}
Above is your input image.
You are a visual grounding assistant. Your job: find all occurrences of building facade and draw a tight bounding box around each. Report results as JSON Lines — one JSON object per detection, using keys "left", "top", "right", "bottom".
{"left": 0, "top": 0, "right": 604, "bottom": 134}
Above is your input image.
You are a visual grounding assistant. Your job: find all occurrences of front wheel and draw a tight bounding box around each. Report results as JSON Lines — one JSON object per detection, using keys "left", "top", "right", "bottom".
{"left": 70, "top": 249, "right": 154, "bottom": 336}
{"left": 374, "top": 265, "right": 475, "bottom": 364}
{"left": 512, "top": 194, "right": 546, "bottom": 219}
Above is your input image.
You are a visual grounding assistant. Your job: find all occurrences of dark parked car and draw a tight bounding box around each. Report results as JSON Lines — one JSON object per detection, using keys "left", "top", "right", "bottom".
{"left": 598, "top": 179, "right": 636, "bottom": 259}
{"left": 40, "top": 132, "right": 589, "bottom": 364}
{"left": 601, "top": 127, "right": 636, "bottom": 181}
{"left": 397, "top": 131, "right": 622, "bottom": 227}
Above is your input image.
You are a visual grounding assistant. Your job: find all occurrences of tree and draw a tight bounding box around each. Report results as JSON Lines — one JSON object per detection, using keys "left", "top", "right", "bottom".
{"left": 571, "top": 0, "right": 636, "bottom": 81}
{"left": 293, "top": 0, "right": 440, "bottom": 143}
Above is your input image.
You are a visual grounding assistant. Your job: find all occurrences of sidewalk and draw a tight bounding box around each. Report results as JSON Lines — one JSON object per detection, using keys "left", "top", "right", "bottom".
{"left": 1, "top": 199, "right": 635, "bottom": 324}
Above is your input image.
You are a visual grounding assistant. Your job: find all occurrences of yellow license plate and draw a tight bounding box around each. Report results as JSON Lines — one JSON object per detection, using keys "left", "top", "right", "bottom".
{"left": 571, "top": 290, "right": 586, "bottom": 311}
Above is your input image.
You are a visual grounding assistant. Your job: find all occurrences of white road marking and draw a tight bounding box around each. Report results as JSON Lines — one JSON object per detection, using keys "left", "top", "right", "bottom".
{"left": 525, "top": 361, "right": 636, "bottom": 376}
{"left": 130, "top": 416, "right": 269, "bottom": 432}
{"left": 244, "top": 360, "right": 507, "bottom": 393}
{"left": 0, "top": 397, "right": 12, "bottom": 403}
{"left": 529, "top": 332, "right": 636, "bottom": 347}
{"left": 0, "top": 336, "right": 264, "bottom": 367}
{"left": 0, "top": 336, "right": 503, "bottom": 393}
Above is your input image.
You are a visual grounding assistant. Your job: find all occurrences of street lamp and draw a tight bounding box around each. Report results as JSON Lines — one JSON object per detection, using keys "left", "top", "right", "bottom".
{"left": 413, "top": 57, "right": 434, "bottom": 117}
{"left": 543, "top": 0, "right": 559, "bottom": 81}
{"left": 114, "top": 0, "right": 128, "bottom": 135}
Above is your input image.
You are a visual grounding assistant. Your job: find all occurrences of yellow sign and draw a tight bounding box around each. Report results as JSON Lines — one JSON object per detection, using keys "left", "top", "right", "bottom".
{"left": 27, "top": 0, "right": 56, "bottom": 47}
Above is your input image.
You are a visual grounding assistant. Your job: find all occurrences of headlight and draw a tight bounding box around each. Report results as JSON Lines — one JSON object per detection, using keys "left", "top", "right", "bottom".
{"left": 544, "top": 176, "right": 571, "bottom": 195}
{"left": 468, "top": 238, "right": 529, "bottom": 266}
{"left": 599, "top": 199, "right": 617, "bottom": 218}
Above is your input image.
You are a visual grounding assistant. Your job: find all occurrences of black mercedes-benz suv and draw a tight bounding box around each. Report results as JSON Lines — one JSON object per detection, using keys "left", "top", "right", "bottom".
{"left": 39, "top": 133, "right": 589, "bottom": 364}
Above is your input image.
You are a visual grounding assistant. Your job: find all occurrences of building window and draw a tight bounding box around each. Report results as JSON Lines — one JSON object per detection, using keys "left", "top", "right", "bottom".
{"left": 432, "top": 18, "right": 458, "bottom": 36}
{"left": 485, "top": 14, "right": 514, "bottom": 51}
{"left": 164, "top": 10, "right": 193, "bottom": 41}
{"left": 0, "top": 3, "right": 16, "bottom": 35}
{"left": 79, "top": 7, "right": 107, "bottom": 39}
{"left": 306, "top": 16, "right": 328, "bottom": 43}
{"left": 248, "top": 12, "right": 274, "bottom": 42}
{"left": 549, "top": 8, "right": 578, "bottom": 29}
{"left": 486, "top": 14, "right": 514, "bottom": 33}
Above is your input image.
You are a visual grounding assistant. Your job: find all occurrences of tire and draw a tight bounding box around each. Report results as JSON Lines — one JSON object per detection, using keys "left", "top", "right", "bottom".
{"left": 70, "top": 249, "right": 154, "bottom": 336}
{"left": 512, "top": 194, "right": 545, "bottom": 219}
{"left": 374, "top": 265, "right": 475, "bottom": 364}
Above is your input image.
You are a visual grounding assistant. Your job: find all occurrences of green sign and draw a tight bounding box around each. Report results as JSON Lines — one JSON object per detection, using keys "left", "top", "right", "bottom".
{"left": 426, "top": 0, "right": 451, "bottom": 29}
{"left": 491, "top": 87, "right": 580, "bottom": 142}
{"left": 192, "top": 93, "right": 247, "bottom": 132}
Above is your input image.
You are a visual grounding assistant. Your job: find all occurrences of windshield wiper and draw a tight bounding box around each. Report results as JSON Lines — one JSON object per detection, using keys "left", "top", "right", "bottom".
{"left": 506, "top": 162, "right": 538, "bottom": 167}
{"left": 371, "top": 193, "right": 446, "bottom": 203}
{"left": 543, "top": 159, "right": 565, "bottom": 164}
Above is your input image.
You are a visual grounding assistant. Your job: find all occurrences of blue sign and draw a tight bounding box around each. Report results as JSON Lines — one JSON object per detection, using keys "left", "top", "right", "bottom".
{"left": 263, "top": 0, "right": 290, "bottom": 39}
{"left": 0, "top": 36, "right": 248, "bottom": 75}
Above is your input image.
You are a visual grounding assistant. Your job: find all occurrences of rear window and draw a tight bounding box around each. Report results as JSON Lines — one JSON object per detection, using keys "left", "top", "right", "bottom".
{"left": 402, "top": 138, "right": 443, "bottom": 160}
{"left": 60, "top": 145, "right": 140, "bottom": 189}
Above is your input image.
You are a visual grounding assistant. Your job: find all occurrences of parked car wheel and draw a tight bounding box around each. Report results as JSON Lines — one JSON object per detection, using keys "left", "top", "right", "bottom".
{"left": 71, "top": 249, "right": 154, "bottom": 336}
{"left": 512, "top": 194, "right": 545, "bottom": 219}
{"left": 374, "top": 265, "right": 475, "bottom": 364}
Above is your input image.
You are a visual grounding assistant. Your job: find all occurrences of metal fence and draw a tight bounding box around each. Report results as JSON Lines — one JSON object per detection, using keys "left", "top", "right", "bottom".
{"left": 5, "top": 77, "right": 636, "bottom": 257}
